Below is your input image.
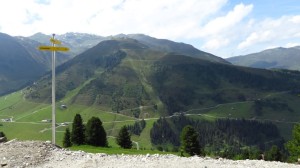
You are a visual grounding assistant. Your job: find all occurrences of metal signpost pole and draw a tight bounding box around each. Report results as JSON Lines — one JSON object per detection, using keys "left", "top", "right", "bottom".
{"left": 51, "top": 34, "right": 56, "bottom": 144}
{"left": 38, "top": 34, "right": 69, "bottom": 145}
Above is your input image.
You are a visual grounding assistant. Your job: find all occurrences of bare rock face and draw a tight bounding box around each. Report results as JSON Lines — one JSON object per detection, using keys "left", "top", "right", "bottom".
{"left": 0, "top": 140, "right": 299, "bottom": 168}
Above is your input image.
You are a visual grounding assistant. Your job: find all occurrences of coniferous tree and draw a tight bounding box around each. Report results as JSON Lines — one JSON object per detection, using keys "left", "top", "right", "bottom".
{"left": 286, "top": 124, "right": 300, "bottom": 162}
{"left": 71, "top": 114, "right": 85, "bottom": 145}
{"left": 180, "top": 125, "right": 201, "bottom": 156}
{"left": 116, "top": 126, "right": 132, "bottom": 149}
{"left": 85, "top": 117, "right": 108, "bottom": 147}
{"left": 63, "top": 128, "right": 72, "bottom": 148}
{"left": 265, "top": 145, "right": 283, "bottom": 161}
{"left": 0, "top": 132, "right": 5, "bottom": 138}
{"left": 140, "top": 119, "right": 146, "bottom": 129}
{"left": 0, "top": 131, "right": 7, "bottom": 142}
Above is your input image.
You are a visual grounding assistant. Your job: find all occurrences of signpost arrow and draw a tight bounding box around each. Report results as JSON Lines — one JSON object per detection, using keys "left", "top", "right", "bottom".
{"left": 38, "top": 46, "right": 69, "bottom": 52}
{"left": 50, "top": 38, "right": 62, "bottom": 45}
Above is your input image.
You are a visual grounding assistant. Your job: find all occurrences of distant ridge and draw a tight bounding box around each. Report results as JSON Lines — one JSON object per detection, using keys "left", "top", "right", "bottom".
{"left": 29, "top": 32, "right": 228, "bottom": 64}
{"left": 0, "top": 33, "right": 45, "bottom": 94}
{"left": 227, "top": 46, "right": 300, "bottom": 70}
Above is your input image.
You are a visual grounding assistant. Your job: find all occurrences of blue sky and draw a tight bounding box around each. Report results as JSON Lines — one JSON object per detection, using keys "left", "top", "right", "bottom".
{"left": 0, "top": 0, "right": 299, "bottom": 58}
{"left": 226, "top": 0, "right": 300, "bottom": 17}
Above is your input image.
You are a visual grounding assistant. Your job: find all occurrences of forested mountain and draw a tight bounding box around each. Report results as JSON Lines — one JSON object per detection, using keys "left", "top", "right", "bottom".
{"left": 227, "top": 47, "right": 300, "bottom": 70}
{"left": 0, "top": 32, "right": 228, "bottom": 96}
{"left": 2, "top": 32, "right": 300, "bottom": 160}
{"left": 26, "top": 38, "right": 300, "bottom": 118}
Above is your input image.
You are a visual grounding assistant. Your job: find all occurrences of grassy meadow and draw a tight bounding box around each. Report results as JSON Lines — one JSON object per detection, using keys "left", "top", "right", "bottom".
{"left": 0, "top": 89, "right": 299, "bottom": 153}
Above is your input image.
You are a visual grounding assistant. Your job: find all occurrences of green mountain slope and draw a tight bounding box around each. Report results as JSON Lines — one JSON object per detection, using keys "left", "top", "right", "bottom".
{"left": 26, "top": 38, "right": 300, "bottom": 118}
{"left": 227, "top": 47, "right": 300, "bottom": 70}
{"left": 0, "top": 33, "right": 46, "bottom": 95}
{"left": 117, "top": 34, "right": 228, "bottom": 64}
{"left": 2, "top": 38, "right": 300, "bottom": 149}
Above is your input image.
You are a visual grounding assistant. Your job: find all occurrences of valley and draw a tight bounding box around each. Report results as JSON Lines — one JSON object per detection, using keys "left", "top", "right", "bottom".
{"left": 0, "top": 33, "right": 300, "bottom": 162}
{"left": 0, "top": 87, "right": 299, "bottom": 149}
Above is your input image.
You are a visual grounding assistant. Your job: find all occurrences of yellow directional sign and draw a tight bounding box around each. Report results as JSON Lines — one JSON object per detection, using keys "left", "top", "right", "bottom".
{"left": 50, "top": 38, "right": 62, "bottom": 45}
{"left": 38, "top": 46, "right": 69, "bottom": 52}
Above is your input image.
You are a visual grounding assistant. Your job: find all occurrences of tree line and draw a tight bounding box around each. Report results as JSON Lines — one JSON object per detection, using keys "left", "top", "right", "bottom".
{"left": 151, "top": 61, "right": 300, "bottom": 114}
{"left": 150, "top": 114, "right": 285, "bottom": 159}
{"left": 126, "top": 119, "right": 146, "bottom": 136}
{"left": 63, "top": 114, "right": 133, "bottom": 149}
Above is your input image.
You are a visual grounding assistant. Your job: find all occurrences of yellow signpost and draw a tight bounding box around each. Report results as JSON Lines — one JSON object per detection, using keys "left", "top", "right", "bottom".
{"left": 38, "top": 46, "right": 69, "bottom": 51}
{"left": 38, "top": 34, "right": 69, "bottom": 145}
{"left": 50, "top": 38, "right": 62, "bottom": 45}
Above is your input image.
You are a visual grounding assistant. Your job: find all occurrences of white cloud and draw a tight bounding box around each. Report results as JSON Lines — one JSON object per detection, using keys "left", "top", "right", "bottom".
{"left": 202, "top": 38, "right": 229, "bottom": 50}
{"left": 289, "top": 15, "right": 300, "bottom": 24}
{"left": 34, "top": 0, "right": 50, "bottom": 5}
{"left": 84, "top": 0, "right": 228, "bottom": 39}
{"left": 264, "top": 45, "right": 280, "bottom": 50}
{"left": 285, "top": 42, "right": 300, "bottom": 48}
{"left": 237, "top": 15, "right": 300, "bottom": 50}
{"left": 198, "top": 3, "right": 253, "bottom": 52}
{"left": 0, "top": 0, "right": 228, "bottom": 38}
{"left": 197, "top": 3, "right": 253, "bottom": 37}
{"left": 238, "top": 31, "right": 272, "bottom": 49}
{"left": 1, "top": 0, "right": 300, "bottom": 58}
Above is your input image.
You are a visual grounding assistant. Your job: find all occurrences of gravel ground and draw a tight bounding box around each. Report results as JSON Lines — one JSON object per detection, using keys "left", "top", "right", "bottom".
{"left": 0, "top": 140, "right": 299, "bottom": 168}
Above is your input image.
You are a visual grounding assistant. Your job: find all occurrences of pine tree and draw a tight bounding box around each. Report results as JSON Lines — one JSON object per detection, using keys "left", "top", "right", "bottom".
{"left": 140, "top": 119, "right": 146, "bottom": 129}
{"left": 265, "top": 145, "right": 283, "bottom": 161}
{"left": 286, "top": 124, "right": 300, "bottom": 162}
{"left": 71, "top": 114, "right": 85, "bottom": 145}
{"left": 180, "top": 125, "right": 201, "bottom": 156}
{"left": 116, "top": 126, "right": 132, "bottom": 149}
{"left": 0, "top": 131, "right": 7, "bottom": 142}
{"left": 85, "top": 117, "right": 108, "bottom": 147}
{"left": 63, "top": 128, "right": 72, "bottom": 148}
{"left": 0, "top": 132, "right": 5, "bottom": 138}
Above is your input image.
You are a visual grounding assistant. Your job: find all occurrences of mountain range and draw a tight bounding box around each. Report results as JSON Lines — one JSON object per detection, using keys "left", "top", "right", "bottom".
{"left": 1, "top": 31, "right": 300, "bottom": 152}
{"left": 0, "top": 33, "right": 73, "bottom": 95}
{"left": 0, "top": 32, "right": 229, "bottom": 95}
{"left": 227, "top": 46, "right": 300, "bottom": 70}
{"left": 25, "top": 37, "right": 300, "bottom": 117}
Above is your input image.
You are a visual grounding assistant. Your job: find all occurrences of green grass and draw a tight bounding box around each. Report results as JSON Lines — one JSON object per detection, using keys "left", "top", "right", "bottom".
{"left": 69, "top": 144, "right": 176, "bottom": 155}
{"left": 205, "top": 101, "right": 254, "bottom": 119}
{"left": 0, "top": 122, "right": 65, "bottom": 146}
{"left": 1, "top": 88, "right": 299, "bottom": 152}
{"left": 0, "top": 90, "right": 154, "bottom": 148}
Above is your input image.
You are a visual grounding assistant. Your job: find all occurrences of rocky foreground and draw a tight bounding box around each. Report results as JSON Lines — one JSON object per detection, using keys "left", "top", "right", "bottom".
{"left": 0, "top": 140, "right": 299, "bottom": 168}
